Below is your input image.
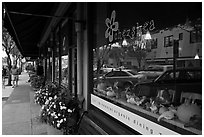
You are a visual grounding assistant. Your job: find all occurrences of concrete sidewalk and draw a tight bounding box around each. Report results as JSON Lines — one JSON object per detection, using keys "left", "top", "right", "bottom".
{"left": 2, "top": 72, "right": 48, "bottom": 135}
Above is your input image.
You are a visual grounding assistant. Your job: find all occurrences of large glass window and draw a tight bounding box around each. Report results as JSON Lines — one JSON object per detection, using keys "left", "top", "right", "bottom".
{"left": 61, "top": 55, "right": 68, "bottom": 84}
{"left": 54, "top": 29, "right": 60, "bottom": 82}
{"left": 91, "top": 3, "right": 202, "bottom": 134}
{"left": 55, "top": 56, "right": 59, "bottom": 81}
{"left": 93, "top": 3, "right": 156, "bottom": 98}
{"left": 61, "top": 20, "right": 69, "bottom": 85}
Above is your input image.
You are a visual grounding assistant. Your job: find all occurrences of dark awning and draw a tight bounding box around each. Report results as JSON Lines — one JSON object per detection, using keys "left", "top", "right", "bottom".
{"left": 3, "top": 2, "right": 60, "bottom": 58}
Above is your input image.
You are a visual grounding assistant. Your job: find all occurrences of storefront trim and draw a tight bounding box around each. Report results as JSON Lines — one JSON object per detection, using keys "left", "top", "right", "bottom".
{"left": 91, "top": 94, "right": 180, "bottom": 135}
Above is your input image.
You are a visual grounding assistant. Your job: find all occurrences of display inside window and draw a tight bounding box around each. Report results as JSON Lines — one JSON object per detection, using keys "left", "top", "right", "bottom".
{"left": 92, "top": 3, "right": 202, "bottom": 134}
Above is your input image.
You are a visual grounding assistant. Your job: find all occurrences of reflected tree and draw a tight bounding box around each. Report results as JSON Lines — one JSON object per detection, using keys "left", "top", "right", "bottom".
{"left": 94, "top": 44, "right": 111, "bottom": 78}
{"left": 2, "top": 27, "right": 20, "bottom": 86}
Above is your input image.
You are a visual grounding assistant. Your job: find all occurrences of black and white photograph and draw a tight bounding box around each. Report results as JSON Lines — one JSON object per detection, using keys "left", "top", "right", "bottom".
{"left": 2, "top": 1, "right": 202, "bottom": 135}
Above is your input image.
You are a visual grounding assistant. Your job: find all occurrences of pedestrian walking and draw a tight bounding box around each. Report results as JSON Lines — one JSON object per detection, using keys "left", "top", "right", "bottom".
{"left": 10, "top": 64, "right": 19, "bottom": 88}
{"left": 26, "top": 63, "right": 35, "bottom": 82}
{"left": 2, "top": 66, "right": 7, "bottom": 89}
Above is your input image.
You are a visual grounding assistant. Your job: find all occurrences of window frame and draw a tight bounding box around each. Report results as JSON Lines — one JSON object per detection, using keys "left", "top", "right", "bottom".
{"left": 190, "top": 29, "right": 202, "bottom": 43}
{"left": 164, "top": 35, "right": 173, "bottom": 47}
{"left": 179, "top": 33, "right": 183, "bottom": 40}
{"left": 151, "top": 38, "right": 158, "bottom": 49}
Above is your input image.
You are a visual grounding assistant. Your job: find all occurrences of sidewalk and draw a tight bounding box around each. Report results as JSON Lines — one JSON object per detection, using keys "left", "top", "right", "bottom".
{"left": 2, "top": 72, "right": 48, "bottom": 135}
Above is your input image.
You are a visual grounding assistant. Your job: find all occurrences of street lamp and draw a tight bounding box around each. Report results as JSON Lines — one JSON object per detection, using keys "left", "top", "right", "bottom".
{"left": 144, "top": 31, "right": 152, "bottom": 40}
{"left": 194, "top": 53, "right": 199, "bottom": 60}
{"left": 173, "top": 39, "right": 179, "bottom": 79}
{"left": 122, "top": 39, "right": 128, "bottom": 46}
{"left": 122, "top": 31, "right": 152, "bottom": 48}
{"left": 194, "top": 49, "right": 200, "bottom": 60}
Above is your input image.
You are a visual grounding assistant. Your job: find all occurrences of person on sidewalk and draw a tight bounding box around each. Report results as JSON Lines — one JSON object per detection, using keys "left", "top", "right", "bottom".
{"left": 10, "top": 64, "right": 19, "bottom": 88}
{"left": 26, "top": 63, "right": 35, "bottom": 82}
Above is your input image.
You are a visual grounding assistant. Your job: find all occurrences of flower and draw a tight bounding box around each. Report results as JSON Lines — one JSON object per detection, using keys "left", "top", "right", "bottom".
{"left": 45, "top": 100, "right": 49, "bottom": 105}
{"left": 40, "top": 95, "right": 80, "bottom": 133}
{"left": 68, "top": 109, "right": 72, "bottom": 113}
{"left": 38, "top": 82, "right": 81, "bottom": 133}
{"left": 105, "top": 10, "right": 119, "bottom": 42}
{"left": 34, "top": 82, "right": 59, "bottom": 106}
{"left": 57, "top": 123, "right": 60, "bottom": 128}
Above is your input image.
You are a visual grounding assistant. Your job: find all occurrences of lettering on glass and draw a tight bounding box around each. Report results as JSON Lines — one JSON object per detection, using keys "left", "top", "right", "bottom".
{"left": 105, "top": 10, "right": 119, "bottom": 43}
{"left": 105, "top": 10, "right": 155, "bottom": 42}
{"left": 91, "top": 94, "right": 179, "bottom": 135}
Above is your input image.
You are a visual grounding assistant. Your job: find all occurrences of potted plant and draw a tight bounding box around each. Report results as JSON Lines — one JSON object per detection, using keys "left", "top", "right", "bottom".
{"left": 39, "top": 86, "right": 81, "bottom": 134}
{"left": 34, "top": 82, "right": 59, "bottom": 106}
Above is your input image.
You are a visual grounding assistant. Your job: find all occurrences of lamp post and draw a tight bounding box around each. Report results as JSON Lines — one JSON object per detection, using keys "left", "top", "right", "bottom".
{"left": 173, "top": 39, "right": 179, "bottom": 79}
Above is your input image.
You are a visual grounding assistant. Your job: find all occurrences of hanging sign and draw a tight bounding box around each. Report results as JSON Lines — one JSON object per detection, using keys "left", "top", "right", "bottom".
{"left": 105, "top": 10, "right": 155, "bottom": 43}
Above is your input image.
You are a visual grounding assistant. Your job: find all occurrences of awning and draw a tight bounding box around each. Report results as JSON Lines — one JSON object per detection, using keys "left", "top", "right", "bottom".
{"left": 3, "top": 2, "right": 60, "bottom": 58}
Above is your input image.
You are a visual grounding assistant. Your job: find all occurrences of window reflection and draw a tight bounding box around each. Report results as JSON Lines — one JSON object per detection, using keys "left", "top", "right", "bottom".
{"left": 92, "top": 3, "right": 202, "bottom": 133}
{"left": 61, "top": 55, "right": 69, "bottom": 84}
{"left": 55, "top": 57, "right": 59, "bottom": 81}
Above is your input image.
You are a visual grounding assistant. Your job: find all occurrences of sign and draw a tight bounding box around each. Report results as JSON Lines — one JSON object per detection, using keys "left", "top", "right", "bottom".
{"left": 91, "top": 94, "right": 179, "bottom": 135}
{"left": 105, "top": 10, "right": 155, "bottom": 43}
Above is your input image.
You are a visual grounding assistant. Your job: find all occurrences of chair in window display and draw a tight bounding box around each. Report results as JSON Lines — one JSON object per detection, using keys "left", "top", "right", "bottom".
{"left": 180, "top": 92, "right": 202, "bottom": 105}
{"left": 177, "top": 92, "right": 202, "bottom": 129}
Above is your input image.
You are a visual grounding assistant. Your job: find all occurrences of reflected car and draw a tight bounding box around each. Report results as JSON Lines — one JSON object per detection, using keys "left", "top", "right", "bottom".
{"left": 138, "top": 65, "right": 173, "bottom": 80}
{"left": 95, "top": 69, "right": 146, "bottom": 90}
{"left": 93, "top": 67, "right": 116, "bottom": 78}
{"left": 132, "top": 67, "right": 202, "bottom": 104}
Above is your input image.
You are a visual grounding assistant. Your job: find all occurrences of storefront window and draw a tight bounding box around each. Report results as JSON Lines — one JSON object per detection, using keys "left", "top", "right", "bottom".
{"left": 55, "top": 56, "right": 59, "bottom": 81}
{"left": 46, "top": 58, "right": 50, "bottom": 80}
{"left": 60, "top": 19, "right": 72, "bottom": 85}
{"left": 93, "top": 3, "right": 155, "bottom": 90}
{"left": 61, "top": 55, "right": 68, "bottom": 84}
{"left": 92, "top": 3, "right": 201, "bottom": 134}
{"left": 54, "top": 29, "right": 60, "bottom": 82}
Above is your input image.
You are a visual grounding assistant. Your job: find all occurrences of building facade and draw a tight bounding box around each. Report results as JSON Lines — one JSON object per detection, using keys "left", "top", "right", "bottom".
{"left": 146, "top": 20, "right": 202, "bottom": 68}
{"left": 39, "top": 3, "right": 201, "bottom": 135}
{"left": 121, "top": 21, "right": 202, "bottom": 69}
